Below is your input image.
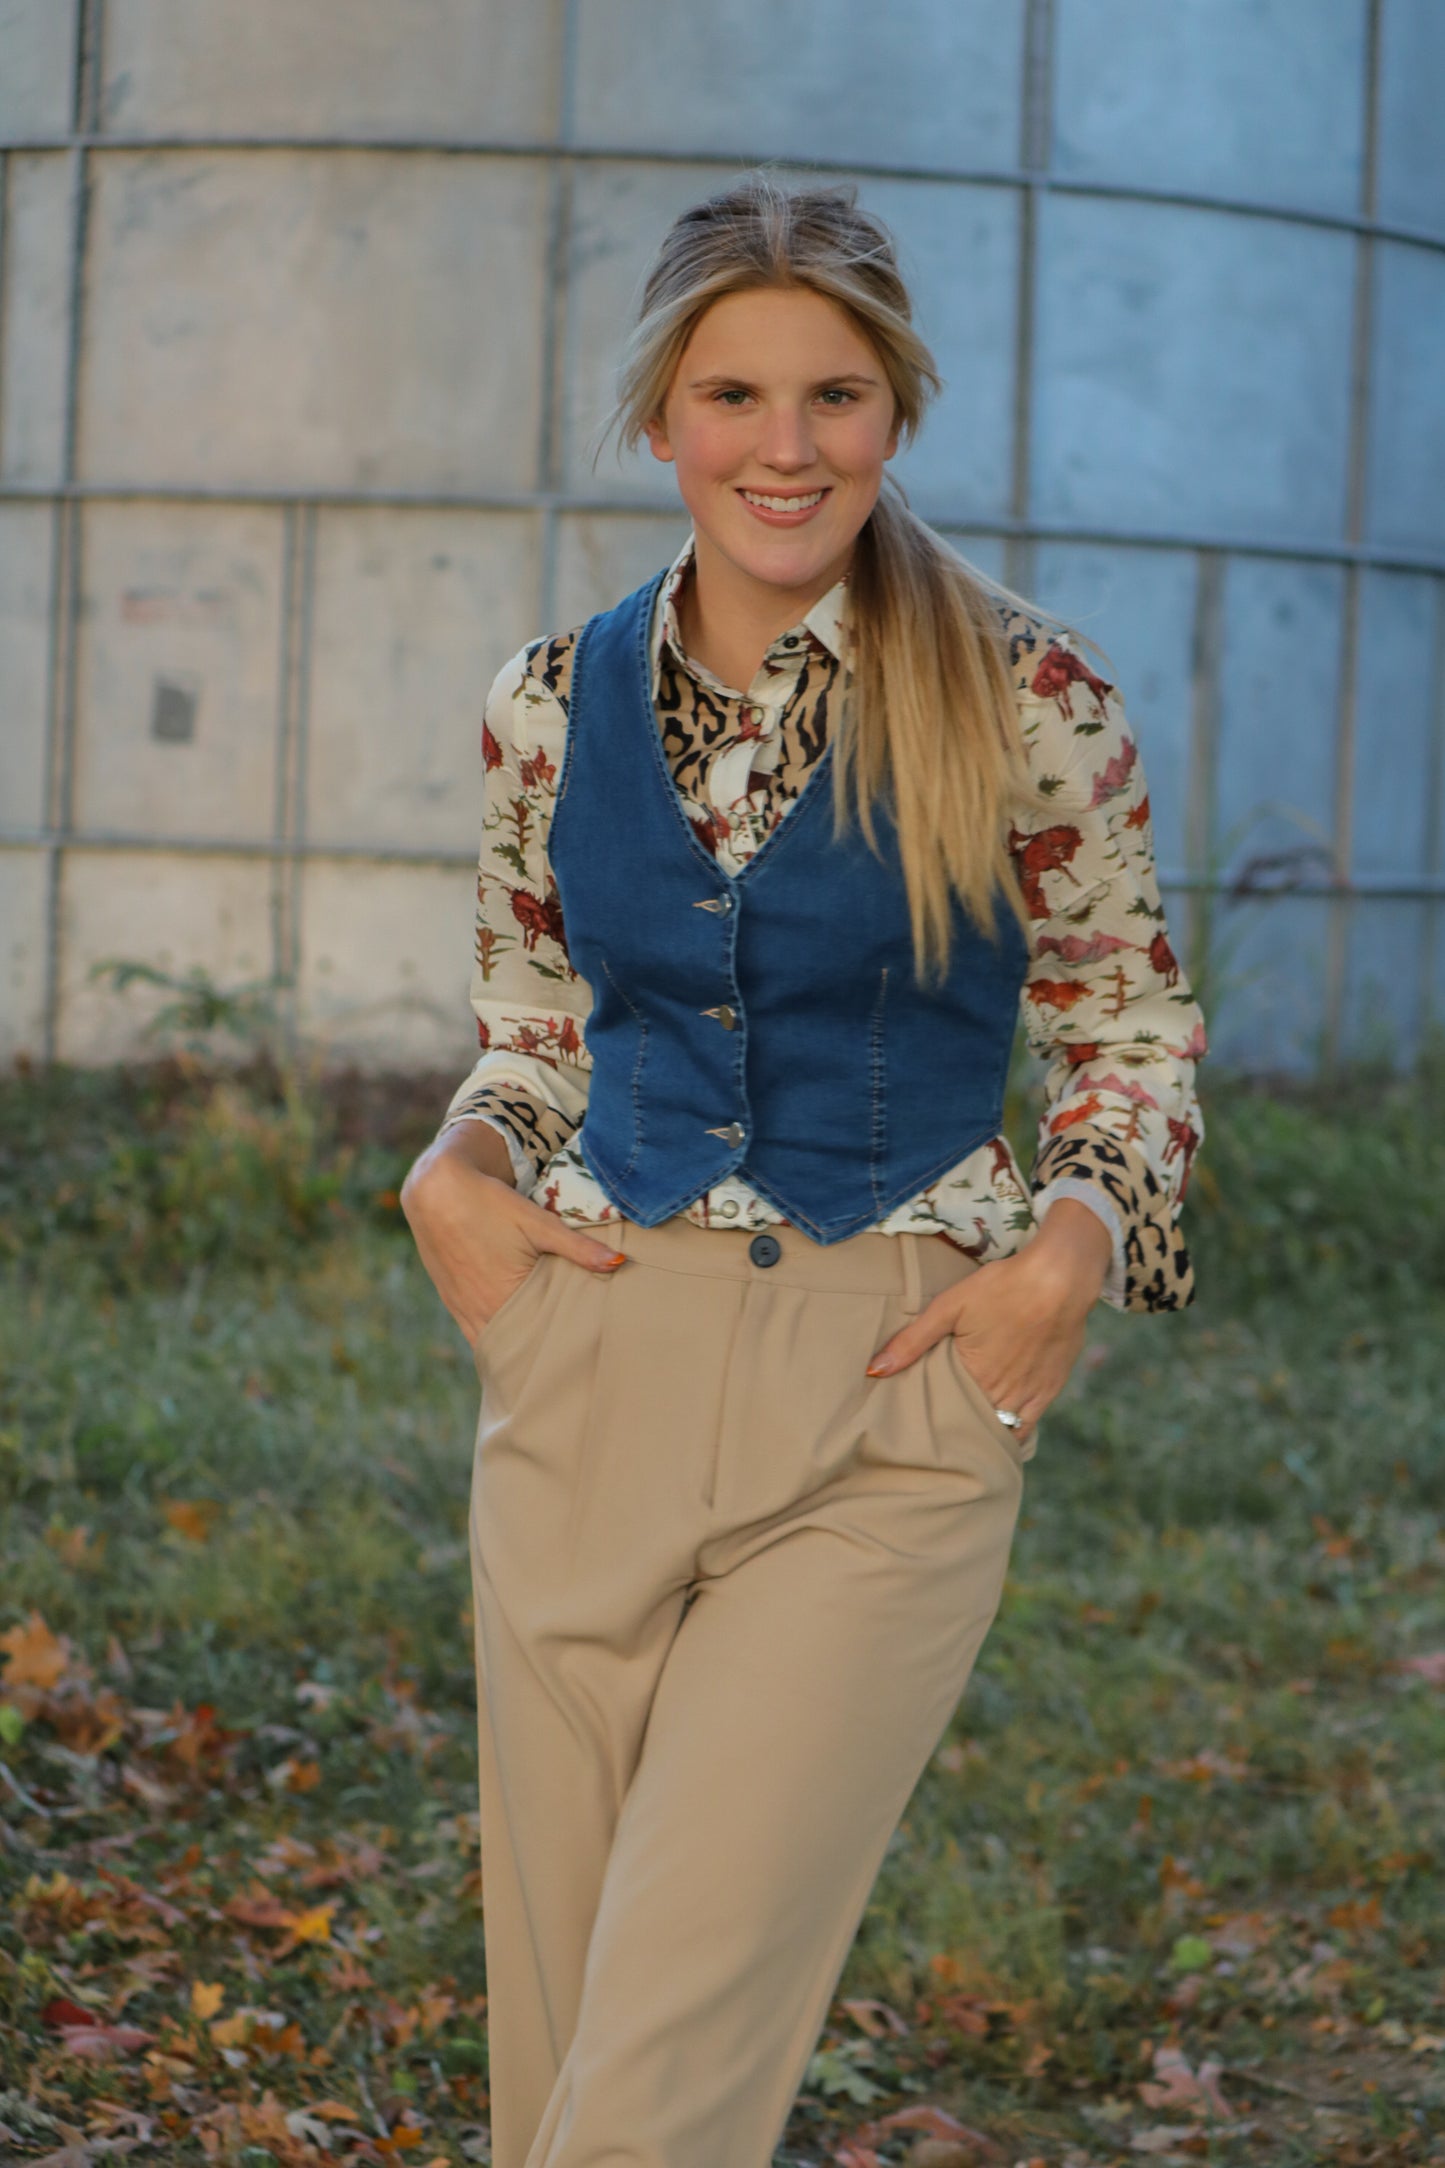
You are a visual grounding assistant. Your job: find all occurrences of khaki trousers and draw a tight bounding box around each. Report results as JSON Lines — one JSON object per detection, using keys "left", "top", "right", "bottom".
{"left": 468, "top": 1213, "right": 1026, "bottom": 2168}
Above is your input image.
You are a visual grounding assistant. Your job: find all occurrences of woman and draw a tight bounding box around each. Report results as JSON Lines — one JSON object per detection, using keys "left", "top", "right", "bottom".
{"left": 402, "top": 174, "right": 1205, "bottom": 2168}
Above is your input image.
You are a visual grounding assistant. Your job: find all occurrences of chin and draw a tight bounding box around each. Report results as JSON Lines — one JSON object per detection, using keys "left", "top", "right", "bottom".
{"left": 722, "top": 522, "right": 847, "bottom": 592}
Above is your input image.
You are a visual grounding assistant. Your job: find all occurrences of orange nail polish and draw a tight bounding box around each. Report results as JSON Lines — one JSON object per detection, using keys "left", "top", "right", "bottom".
{"left": 605, "top": 1251, "right": 627, "bottom": 1267}
{"left": 866, "top": 1359, "right": 893, "bottom": 1377}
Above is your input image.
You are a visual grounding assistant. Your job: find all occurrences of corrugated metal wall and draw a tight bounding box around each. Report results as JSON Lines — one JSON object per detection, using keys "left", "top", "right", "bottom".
{"left": 1, "top": 0, "right": 1443, "bottom": 1075}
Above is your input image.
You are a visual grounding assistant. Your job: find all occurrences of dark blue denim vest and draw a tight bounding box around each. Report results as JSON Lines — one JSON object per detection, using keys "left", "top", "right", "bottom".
{"left": 547, "top": 571, "right": 1030, "bottom": 1243}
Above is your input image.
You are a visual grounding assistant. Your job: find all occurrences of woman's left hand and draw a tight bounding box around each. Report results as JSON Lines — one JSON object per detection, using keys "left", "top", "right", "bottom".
{"left": 864, "top": 1199, "right": 1113, "bottom": 1442}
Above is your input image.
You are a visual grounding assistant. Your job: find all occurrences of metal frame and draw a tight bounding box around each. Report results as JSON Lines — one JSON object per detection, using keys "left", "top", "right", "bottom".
{"left": 2, "top": 0, "right": 1443, "bottom": 1067}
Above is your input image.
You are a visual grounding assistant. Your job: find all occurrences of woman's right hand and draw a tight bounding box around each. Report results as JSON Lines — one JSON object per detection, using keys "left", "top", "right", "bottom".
{"left": 399, "top": 1122, "right": 626, "bottom": 1347}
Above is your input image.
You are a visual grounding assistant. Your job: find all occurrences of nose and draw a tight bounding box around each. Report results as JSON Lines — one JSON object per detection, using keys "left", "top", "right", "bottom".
{"left": 756, "top": 399, "right": 816, "bottom": 473}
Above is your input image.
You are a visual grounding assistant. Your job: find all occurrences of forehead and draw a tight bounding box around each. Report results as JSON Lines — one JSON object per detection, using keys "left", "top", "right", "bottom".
{"left": 680, "top": 287, "right": 881, "bottom": 374}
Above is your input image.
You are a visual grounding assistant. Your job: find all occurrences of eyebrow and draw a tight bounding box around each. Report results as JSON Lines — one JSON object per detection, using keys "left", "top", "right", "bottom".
{"left": 686, "top": 370, "right": 883, "bottom": 392}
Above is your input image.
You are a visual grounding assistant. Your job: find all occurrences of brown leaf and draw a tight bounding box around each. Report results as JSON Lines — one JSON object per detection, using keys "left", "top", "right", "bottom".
{"left": 190, "top": 1979, "right": 225, "bottom": 2020}
{"left": 225, "top": 1887, "right": 298, "bottom": 1930}
{"left": 161, "top": 1499, "right": 221, "bottom": 1544}
{"left": 1, "top": 1611, "right": 72, "bottom": 1690}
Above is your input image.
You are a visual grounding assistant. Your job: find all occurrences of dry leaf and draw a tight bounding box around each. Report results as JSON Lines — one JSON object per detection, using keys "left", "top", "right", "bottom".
{"left": 840, "top": 1997, "right": 910, "bottom": 2038}
{"left": 1, "top": 1611, "right": 71, "bottom": 1690}
{"left": 288, "top": 1902, "right": 336, "bottom": 1945}
{"left": 190, "top": 1979, "right": 225, "bottom": 2021}
{"left": 1138, "top": 2046, "right": 1233, "bottom": 2119}
{"left": 161, "top": 1499, "right": 221, "bottom": 1544}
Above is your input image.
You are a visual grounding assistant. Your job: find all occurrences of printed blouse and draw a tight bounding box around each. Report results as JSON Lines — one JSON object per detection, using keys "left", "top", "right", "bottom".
{"left": 440, "top": 536, "right": 1207, "bottom": 1312}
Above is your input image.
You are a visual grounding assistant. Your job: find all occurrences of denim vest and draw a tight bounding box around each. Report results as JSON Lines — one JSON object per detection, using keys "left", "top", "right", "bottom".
{"left": 547, "top": 571, "right": 1031, "bottom": 1244}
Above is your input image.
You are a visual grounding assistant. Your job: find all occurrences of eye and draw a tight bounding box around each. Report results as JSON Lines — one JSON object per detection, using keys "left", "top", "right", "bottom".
{"left": 713, "top": 387, "right": 752, "bottom": 407}
{"left": 816, "top": 387, "right": 858, "bottom": 407}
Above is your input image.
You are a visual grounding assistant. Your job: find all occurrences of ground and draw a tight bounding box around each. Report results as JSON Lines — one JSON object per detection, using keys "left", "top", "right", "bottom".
{"left": 1, "top": 1055, "right": 1442, "bottom": 2166}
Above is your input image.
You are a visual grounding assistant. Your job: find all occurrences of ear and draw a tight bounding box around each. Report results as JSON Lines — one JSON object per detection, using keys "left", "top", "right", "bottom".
{"left": 643, "top": 413, "right": 675, "bottom": 465}
{"left": 883, "top": 410, "right": 902, "bottom": 462}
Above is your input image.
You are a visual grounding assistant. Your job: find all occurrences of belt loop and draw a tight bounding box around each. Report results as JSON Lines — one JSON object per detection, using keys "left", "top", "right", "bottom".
{"left": 900, "top": 1231, "right": 924, "bottom": 1316}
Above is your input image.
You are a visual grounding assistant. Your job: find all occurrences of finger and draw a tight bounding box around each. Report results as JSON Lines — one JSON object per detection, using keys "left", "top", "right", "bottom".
{"left": 524, "top": 1211, "right": 629, "bottom": 1274}
{"left": 865, "top": 1291, "right": 962, "bottom": 1376}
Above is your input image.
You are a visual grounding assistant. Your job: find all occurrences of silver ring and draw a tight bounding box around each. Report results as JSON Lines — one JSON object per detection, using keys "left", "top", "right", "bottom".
{"left": 994, "top": 1408, "right": 1024, "bottom": 1431}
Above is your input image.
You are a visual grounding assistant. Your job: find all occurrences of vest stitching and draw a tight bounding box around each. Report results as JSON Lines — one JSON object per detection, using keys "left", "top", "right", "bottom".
{"left": 600, "top": 960, "right": 648, "bottom": 1180}
{"left": 868, "top": 966, "right": 889, "bottom": 1217}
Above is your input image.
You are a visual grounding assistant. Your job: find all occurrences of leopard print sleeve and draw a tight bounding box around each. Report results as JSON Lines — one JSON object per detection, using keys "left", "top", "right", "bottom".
{"left": 1032, "top": 1127, "right": 1196, "bottom": 1312}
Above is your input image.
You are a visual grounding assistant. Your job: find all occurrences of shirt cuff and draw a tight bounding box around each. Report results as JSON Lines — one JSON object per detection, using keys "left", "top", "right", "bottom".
{"left": 1032, "top": 1176, "right": 1127, "bottom": 1309}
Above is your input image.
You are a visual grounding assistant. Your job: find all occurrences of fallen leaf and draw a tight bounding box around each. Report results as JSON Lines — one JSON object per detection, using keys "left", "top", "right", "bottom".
{"left": 288, "top": 1902, "right": 336, "bottom": 1945}
{"left": 1, "top": 1611, "right": 71, "bottom": 1690}
{"left": 190, "top": 1979, "right": 225, "bottom": 2021}
{"left": 50, "top": 2018, "right": 156, "bottom": 2061}
{"left": 1138, "top": 2046, "right": 1233, "bottom": 2120}
{"left": 161, "top": 1499, "right": 220, "bottom": 1544}
{"left": 1131, "top": 2127, "right": 1205, "bottom": 2156}
{"left": 41, "top": 1996, "right": 101, "bottom": 2029}
{"left": 840, "top": 1997, "right": 910, "bottom": 2038}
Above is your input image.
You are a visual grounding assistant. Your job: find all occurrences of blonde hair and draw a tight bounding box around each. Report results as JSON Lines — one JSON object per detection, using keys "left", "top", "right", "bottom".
{"left": 602, "top": 170, "right": 1096, "bottom": 983}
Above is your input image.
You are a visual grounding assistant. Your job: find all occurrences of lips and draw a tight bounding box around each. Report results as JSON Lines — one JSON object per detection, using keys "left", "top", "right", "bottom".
{"left": 737, "top": 486, "right": 831, "bottom": 525}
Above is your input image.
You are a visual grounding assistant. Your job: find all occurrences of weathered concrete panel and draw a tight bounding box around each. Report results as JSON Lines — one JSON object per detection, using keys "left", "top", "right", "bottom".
{"left": 1377, "top": 0, "right": 1445, "bottom": 234}
{"left": 56, "top": 848, "right": 273, "bottom": 1062}
{"left": 862, "top": 180, "right": 1018, "bottom": 519}
{"left": 939, "top": 533, "right": 1008, "bottom": 586}
{"left": 1053, "top": 0, "right": 1367, "bottom": 217}
{"left": 1349, "top": 570, "right": 1437, "bottom": 879}
{"left": 553, "top": 511, "right": 690, "bottom": 632}
{"left": 1033, "top": 195, "right": 1354, "bottom": 544}
{"left": 79, "top": 151, "right": 549, "bottom": 491}
{"left": 0, "top": 151, "right": 73, "bottom": 483}
{"left": 1214, "top": 556, "right": 1345, "bottom": 884}
{"left": 100, "top": 0, "right": 560, "bottom": 144}
{"left": 562, "top": 161, "right": 742, "bottom": 506}
{"left": 1343, "top": 900, "right": 1427, "bottom": 1062}
{"left": 1207, "top": 895, "right": 1329, "bottom": 1071}
{"left": 72, "top": 502, "right": 284, "bottom": 842}
{"left": 1032, "top": 544, "right": 1199, "bottom": 878}
{"left": 297, "top": 859, "right": 477, "bottom": 1072}
{"left": 0, "top": 501, "right": 55, "bottom": 829}
{"left": 1366, "top": 242, "right": 1445, "bottom": 554}
{"left": 306, "top": 509, "right": 543, "bottom": 853}
{"left": 572, "top": 0, "right": 1024, "bottom": 169}
{"left": 0, "top": 846, "right": 48, "bottom": 1059}
{"left": 563, "top": 164, "right": 1017, "bottom": 516}
{"left": 0, "top": 0, "right": 77, "bottom": 140}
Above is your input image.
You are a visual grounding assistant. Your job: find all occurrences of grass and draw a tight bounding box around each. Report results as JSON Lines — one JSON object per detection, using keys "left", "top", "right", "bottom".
{"left": 1, "top": 1054, "right": 1443, "bottom": 2167}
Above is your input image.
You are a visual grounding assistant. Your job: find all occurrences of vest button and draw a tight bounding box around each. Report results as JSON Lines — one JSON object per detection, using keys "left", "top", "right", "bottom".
{"left": 707, "top": 1121, "right": 746, "bottom": 1149}
{"left": 748, "top": 1233, "right": 782, "bottom": 1268}
{"left": 714, "top": 1004, "right": 737, "bottom": 1031}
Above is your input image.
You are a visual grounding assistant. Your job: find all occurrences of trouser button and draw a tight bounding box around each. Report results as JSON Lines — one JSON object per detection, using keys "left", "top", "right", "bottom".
{"left": 748, "top": 1233, "right": 782, "bottom": 1268}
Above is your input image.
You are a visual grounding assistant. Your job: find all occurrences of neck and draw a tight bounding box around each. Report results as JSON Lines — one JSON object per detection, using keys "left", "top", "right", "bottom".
{"left": 677, "top": 528, "right": 849, "bottom": 691}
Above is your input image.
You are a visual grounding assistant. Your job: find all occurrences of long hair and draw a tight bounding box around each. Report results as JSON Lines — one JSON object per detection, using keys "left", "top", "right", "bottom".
{"left": 600, "top": 170, "right": 1098, "bottom": 983}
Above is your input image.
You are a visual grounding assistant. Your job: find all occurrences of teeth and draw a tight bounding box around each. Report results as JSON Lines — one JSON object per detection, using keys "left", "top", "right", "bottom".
{"left": 742, "top": 489, "right": 825, "bottom": 512}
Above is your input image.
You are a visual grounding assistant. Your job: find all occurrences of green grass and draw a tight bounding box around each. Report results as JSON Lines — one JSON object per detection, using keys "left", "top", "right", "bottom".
{"left": 1, "top": 1058, "right": 1443, "bottom": 2166}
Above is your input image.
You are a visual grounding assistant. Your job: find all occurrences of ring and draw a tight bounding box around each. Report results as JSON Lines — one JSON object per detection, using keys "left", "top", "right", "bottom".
{"left": 994, "top": 1408, "right": 1024, "bottom": 1431}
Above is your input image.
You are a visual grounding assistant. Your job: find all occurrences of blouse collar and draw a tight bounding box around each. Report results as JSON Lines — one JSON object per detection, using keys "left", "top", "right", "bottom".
{"left": 648, "top": 530, "right": 850, "bottom": 701}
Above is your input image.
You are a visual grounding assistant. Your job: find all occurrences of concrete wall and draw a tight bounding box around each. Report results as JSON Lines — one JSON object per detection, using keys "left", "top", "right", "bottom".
{"left": 1, "top": 0, "right": 1443, "bottom": 1075}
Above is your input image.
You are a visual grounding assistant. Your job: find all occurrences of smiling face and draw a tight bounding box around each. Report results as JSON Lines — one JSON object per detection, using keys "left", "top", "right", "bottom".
{"left": 643, "top": 285, "right": 901, "bottom": 607}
